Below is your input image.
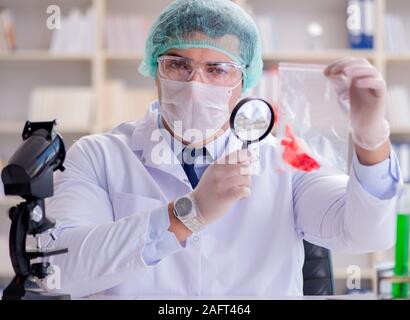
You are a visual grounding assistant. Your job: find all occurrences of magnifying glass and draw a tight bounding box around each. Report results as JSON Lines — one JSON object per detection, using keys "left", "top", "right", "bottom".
{"left": 230, "top": 98, "right": 275, "bottom": 149}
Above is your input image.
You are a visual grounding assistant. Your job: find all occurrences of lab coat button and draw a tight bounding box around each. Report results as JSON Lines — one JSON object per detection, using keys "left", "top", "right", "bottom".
{"left": 193, "top": 236, "right": 200, "bottom": 242}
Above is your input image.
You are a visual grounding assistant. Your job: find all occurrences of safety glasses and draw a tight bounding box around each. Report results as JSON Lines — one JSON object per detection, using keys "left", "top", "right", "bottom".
{"left": 157, "top": 55, "right": 244, "bottom": 87}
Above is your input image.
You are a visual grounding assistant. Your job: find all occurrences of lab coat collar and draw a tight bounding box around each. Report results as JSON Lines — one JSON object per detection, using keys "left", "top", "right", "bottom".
{"left": 130, "top": 102, "right": 189, "bottom": 184}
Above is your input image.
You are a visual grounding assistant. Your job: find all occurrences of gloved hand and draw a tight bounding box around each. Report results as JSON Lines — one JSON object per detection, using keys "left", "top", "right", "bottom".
{"left": 191, "top": 149, "right": 255, "bottom": 225}
{"left": 325, "top": 57, "right": 390, "bottom": 150}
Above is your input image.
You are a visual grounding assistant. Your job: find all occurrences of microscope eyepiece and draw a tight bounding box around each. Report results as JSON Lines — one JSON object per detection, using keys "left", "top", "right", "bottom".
{"left": 1, "top": 120, "right": 66, "bottom": 200}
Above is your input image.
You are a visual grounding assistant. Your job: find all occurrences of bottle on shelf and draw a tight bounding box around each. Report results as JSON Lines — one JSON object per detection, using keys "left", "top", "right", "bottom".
{"left": 393, "top": 184, "right": 410, "bottom": 299}
{"left": 346, "top": 0, "right": 375, "bottom": 49}
{"left": 0, "top": 7, "right": 16, "bottom": 52}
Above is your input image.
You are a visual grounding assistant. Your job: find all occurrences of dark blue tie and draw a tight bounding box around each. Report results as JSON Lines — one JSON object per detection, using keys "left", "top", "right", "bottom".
{"left": 181, "top": 147, "right": 207, "bottom": 189}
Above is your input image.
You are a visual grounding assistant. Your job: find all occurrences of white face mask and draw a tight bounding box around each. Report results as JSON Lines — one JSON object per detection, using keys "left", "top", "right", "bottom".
{"left": 159, "top": 78, "right": 235, "bottom": 143}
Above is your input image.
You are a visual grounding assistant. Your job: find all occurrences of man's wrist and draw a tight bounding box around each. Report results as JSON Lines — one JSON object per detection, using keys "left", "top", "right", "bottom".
{"left": 354, "top": 139, "right": 391, "bottom": 166}
{"left": 168, "top": 202, "right": 192, "bottom": 242}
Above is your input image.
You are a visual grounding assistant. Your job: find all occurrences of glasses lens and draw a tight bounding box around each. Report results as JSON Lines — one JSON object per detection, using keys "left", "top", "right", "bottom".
{"left": 204, "top": 63, "right": 242, "bottom": 87}
{"left": 159, "top": 57, "right": 192, "bottom": 82}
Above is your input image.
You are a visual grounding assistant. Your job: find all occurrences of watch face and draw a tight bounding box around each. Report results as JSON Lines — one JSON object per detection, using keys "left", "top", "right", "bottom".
{"left": 175, "top": 197, "right": 193, "bottom": 217}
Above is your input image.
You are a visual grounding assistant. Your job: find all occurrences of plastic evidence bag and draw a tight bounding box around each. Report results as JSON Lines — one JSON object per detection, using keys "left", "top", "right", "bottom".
{"left": 276, "top": 63, "right": 350, "bottom": 173}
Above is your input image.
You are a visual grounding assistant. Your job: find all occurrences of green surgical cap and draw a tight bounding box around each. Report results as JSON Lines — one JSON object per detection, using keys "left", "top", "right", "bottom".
{"left": 138, "top": 0, "right": 264, "bottom": 92}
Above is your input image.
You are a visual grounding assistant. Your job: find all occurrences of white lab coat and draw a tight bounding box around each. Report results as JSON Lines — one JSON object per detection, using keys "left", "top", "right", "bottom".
{"left": 46, "top": 101, "right": 398, "bottom": 298}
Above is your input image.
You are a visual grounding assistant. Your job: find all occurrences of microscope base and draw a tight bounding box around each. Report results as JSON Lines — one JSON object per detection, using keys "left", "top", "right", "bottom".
{"left": 1, "top": 275, "right": 70, "bottom": 300}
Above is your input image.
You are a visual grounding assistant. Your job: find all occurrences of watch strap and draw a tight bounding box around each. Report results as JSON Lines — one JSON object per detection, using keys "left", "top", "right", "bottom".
{"left": 173, "top": 194, "right": 206, "bottom": 233}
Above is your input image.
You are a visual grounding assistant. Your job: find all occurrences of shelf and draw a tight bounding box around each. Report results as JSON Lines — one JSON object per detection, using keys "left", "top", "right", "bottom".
{"left": 0, "top": 123, "right": 92, "bottom": 135}
{"left": 104, "top": 52, "right": 144, "bottom": 61}
{"left": 0, "top": 272, "right": 13, "bottom": 279}
{"left": 385, "top": 53, "right": 410, "bottom": 62}
{"left": 0, "top": 51, "right": 94, "bottom": 61}
{"left": 102, "top": 50, "right": 378, "bottom": 63}
{"left": 58, "top": 129, "right": 93, "bottom": 136}
{"left": 0, "top": 49, "right": 406, "bottom": 64}
{"left": 390, "top": 127, "right": 410, "bottom": 136}
{"left": 0, "top": 197, "right": 20, "bottom": 207}
{"left": 262, "top": 50, "right": 376, "bottom": 62}
{"left": 334, "top": 268, "right": 375, "bottom": 280}
{"left": 0, "top": 123, "right": 23, "bottom": 134}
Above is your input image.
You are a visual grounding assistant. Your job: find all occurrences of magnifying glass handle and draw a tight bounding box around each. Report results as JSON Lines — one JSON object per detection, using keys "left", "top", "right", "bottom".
{"left": 242, "top": 141, "right": 250, "bottom": 149}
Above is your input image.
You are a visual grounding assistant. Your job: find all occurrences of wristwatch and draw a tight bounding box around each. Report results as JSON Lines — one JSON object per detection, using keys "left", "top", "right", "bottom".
{"left": 173, "top": 194, "right": 206, "bottom": 233}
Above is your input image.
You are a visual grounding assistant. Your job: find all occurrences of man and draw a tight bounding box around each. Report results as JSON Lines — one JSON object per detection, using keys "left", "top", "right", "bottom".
{"left": 47, "top": 0, "right": 401, "bottom": 298}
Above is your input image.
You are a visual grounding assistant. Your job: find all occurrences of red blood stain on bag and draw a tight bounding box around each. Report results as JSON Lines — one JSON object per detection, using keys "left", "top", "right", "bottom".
{"left": 281, "top": 125, "right": 320, "bottom": 172}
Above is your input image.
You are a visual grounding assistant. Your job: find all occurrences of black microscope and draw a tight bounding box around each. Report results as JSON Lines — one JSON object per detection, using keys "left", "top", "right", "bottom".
{"left": 1, "top": 120, "right": 70, "bottom": 300}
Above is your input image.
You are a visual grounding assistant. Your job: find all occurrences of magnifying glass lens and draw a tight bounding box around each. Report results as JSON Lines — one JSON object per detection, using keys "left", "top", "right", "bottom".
{"left": 230, "top": 98, "right": 274, "bottom": 147}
